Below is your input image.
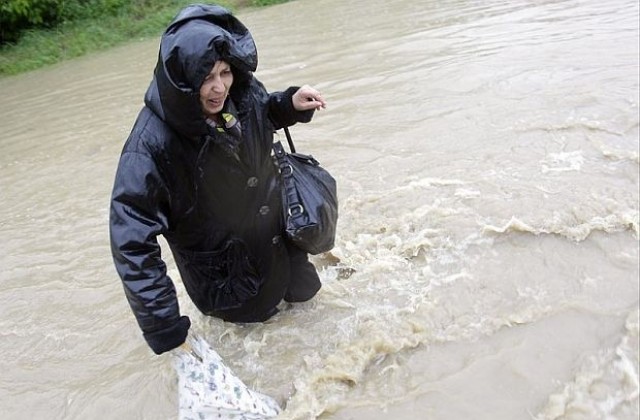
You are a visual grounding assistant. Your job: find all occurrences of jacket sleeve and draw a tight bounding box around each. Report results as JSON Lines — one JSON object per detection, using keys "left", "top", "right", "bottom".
{"left": 109, "top": 150, "right": 190, "bottom": 355}
{"left": 267, "top": 86, "right": 316, "bottom": 130}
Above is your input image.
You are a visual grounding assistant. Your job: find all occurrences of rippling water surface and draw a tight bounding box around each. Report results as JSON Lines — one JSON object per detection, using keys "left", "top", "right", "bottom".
{"left": 0, "top": 0, "right": 638, "bottom": 419}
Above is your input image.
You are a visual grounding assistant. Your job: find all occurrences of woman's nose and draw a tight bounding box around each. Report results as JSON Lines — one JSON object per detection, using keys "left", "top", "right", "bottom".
{"left": 210, "top": 76, "right": 224, "bottom": 93}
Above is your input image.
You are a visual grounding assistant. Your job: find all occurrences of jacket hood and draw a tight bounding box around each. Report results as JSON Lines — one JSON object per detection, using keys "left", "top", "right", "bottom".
{"left": 144, "top": 4, "right": 258, "bottom": 139}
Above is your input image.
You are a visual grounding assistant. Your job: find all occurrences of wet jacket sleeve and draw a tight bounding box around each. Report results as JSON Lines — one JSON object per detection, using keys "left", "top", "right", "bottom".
{"left": 267, "top": 86, "right": 315, "bottom": 129}
{"left": 109, "top": 151, "right": 190, "bottom": 355}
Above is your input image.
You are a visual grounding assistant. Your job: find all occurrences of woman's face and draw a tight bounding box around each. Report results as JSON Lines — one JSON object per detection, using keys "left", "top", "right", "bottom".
{"left": 199, "top": 60, "right": 234, "bottom": 119}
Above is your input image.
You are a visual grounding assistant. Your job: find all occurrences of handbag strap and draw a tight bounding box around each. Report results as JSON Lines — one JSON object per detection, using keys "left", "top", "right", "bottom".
{"left": 273, "top": 132, "right": 307, "bottom": 217}
{"left": 283, "top": 126, "right": 296, "bottom": 153}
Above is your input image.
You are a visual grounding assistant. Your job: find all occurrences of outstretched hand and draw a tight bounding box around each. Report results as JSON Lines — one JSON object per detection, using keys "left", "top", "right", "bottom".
{"left": 292, "top": 85, "right": 327, "bottom": 111}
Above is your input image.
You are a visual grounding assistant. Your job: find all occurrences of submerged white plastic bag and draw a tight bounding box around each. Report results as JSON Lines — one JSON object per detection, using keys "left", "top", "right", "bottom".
{"left": 172, "top": 335, "right": 281, "bottom": 420}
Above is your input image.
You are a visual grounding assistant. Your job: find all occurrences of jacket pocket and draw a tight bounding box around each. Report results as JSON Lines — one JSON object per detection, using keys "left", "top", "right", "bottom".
{"left": 182, "top": 238, "right": 261, "bottom": 311}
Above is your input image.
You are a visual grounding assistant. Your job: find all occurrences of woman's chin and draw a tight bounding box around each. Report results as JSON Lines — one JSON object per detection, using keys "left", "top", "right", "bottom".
{"left": 204, "top": 107, "right": 223, "bottom": 119}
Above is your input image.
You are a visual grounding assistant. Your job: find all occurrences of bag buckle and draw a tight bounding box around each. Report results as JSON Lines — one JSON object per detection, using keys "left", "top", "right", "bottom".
{"left": 281, "top": 164, "right": 293, "bottom": 176}
{"left": 288, "top": 204, "right": 304, "bottom": 216}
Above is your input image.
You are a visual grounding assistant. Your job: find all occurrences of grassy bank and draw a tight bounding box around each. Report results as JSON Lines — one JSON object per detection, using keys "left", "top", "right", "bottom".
{"left": 0, "top": 0, "right": 290, "bottom": 77}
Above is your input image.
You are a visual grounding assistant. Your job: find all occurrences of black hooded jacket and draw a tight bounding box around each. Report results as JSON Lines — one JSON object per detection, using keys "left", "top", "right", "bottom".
{"left": 109, "top": 4, "right": 314, "bottom": 354}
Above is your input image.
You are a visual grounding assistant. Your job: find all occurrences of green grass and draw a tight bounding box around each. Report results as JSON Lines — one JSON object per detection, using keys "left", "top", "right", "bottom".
{"left": 0, "top": 0, "right": 291, "bottom": 77}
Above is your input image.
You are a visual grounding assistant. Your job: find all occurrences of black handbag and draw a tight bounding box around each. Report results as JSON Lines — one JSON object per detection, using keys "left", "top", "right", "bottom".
{"left": 272, "top": 126, "right": 338, "bottom": 255}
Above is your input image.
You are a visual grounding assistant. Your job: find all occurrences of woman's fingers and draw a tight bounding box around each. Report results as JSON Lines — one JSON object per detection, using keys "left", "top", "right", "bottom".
{"left": 293, "top": 85, "right": 327, "bottom": 111}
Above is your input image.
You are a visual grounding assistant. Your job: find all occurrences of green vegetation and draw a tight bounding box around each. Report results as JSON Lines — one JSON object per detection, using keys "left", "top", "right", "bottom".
{"left": 0, "top": 0, "right": 292, "bottom": 77}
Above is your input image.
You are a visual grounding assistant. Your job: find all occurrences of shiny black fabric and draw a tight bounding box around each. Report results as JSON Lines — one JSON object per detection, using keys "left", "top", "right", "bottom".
{"left": 109, "top": 4, "right": 317, "bottom": 354}
{"left": 273, "top": 136, "right": 338, "bottom": 255}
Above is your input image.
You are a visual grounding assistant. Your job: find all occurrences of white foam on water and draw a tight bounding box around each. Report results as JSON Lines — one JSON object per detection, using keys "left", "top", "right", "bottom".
{"left": 535, "top": 309, "right": 639, "bottom": 420}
